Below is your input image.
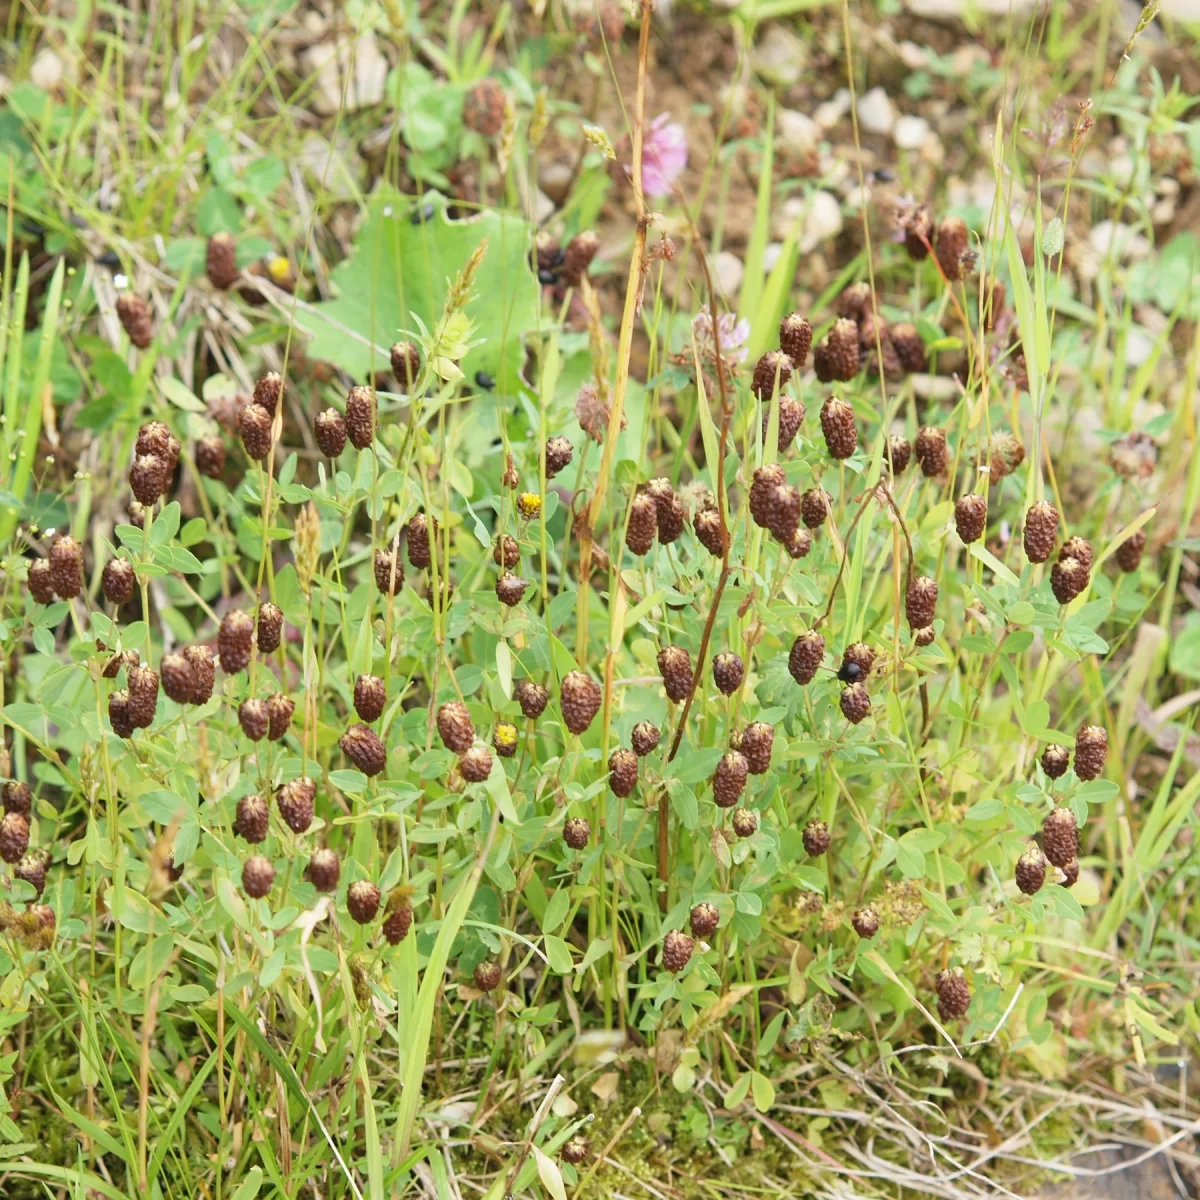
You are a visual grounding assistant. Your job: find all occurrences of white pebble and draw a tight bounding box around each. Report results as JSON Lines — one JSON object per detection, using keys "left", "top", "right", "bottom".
{"left": 894, "top": 115, "right": 931, "bottom": 150}
{"left": 856, "top": 87, "right": 895, "bottom": 136}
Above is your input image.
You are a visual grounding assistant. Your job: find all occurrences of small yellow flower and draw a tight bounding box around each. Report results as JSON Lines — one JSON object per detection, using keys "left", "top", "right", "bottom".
{"left": 517, "top": 492, "right": 542, "bottom": 520}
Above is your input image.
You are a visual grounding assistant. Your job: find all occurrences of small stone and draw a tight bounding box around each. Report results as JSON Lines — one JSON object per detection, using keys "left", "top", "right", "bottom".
{"left": 814, "top": 89, "right": 852, "bottom": 130}
{"left": 712, "top": 251, "right": 744, "bottom": 297}
{"left": 777, "top": 109, "right": 820, "bottom": 156}
{"left": 800, "top": 191, "right": 843, "bottom": 254}
{"left": 856, "top": 87, "right": 895, "bottom": 136}
{"left": 752, "top": 24, "right": 807, "bottom": 88}
{"left": 893, "top": 115, "right": 931, "bottom": 150}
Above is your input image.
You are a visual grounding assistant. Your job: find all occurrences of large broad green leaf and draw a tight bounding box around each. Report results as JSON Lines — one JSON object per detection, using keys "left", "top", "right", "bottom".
{"left": 298, "top": 186, "right": 539, "bottom": 396}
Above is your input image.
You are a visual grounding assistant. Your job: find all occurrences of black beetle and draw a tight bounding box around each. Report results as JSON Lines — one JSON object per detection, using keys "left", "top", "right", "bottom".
{"left": 537, "top": 268, "right": 558, "bottom": 285}
{"left": 410, "top": 202, "right": 436, "bottom": 225}
{"left": 837, "top": 661, "right": 863, "bottom": 684}
{"left": 474, "top": 370, "right": 495, "bottom": 390}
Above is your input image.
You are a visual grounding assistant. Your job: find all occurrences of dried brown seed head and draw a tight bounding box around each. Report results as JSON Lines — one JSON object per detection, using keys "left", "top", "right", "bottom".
{"left": 563, "top": 816, "right": 591, "bottom": 850}
{"left": 560, "top": 671, "right": 602, "bottom": 734}
{"left": 195, "top": 435, "right": 226, "bottom": 478}
{"left": 779, "top": 312, "right": 813, "bottom": 367}
{"left": 345, "top": 386, "right": 375, "bottom": 449}
{"left": 253, "top": 372, "right": 283, "bottom": 416}
{"left": 256, "top": 602, "right": 284, "bottom": 654}
{"left": 306, "top": 848, "right": 341, "bottom": 893}
{"left": 712, "top": 751, "right": 748, "bottom": 808}
{"left": 348, "top": 880, "right": 381, "bottom": 924}
{"left": 514, "top": 679, "right": 549, "bottom": 720}
{"left": 1074, "top": 725, "right": 1107, "bottom": 781}
{"left": 315, "top": 408, "right": 347, "bottom": 458}
{"left": 788, "top": 631, "right": 825, "bottom": 685}
{"left": 206, "top": 232, "right": 238, "bottom": 289}
{"left": 102, "top": 558, "right": 136, "bottom": 606}
{"left": 751, "top": 350, "right": 793, "bottom": 400}
{"left": 238, "top": 699, "right": 269, "bottom": 741}
{"left": 661, "top": 929, "right": 694, "bottom": 973}
{"left": 935, "top": 967, "right": 971, "bottom": 1020}
{"left": 49, "top": 536, "right": 84, "bottom": 599}
{"left": 277, "top": 777, "right": 316, "bottom": 833}
{"left": 690, "top": 902, "right": 719, "bottom": 939}
{"left": 237, "top": 403, "right": 273, "bottom": 461}
{"left": 1022, "top": 502, "right": 1059, "bottom": 563}
{"left": 218, "top": 610, "right": 254, "bottom": 674}
{"left": 954, "top": 494, "right": 987, "bottom": 544}
{"left": 1015, "top": 846, "right": 1046, "bottom": 895}
{"left": 340, "top": 724, "right": 387, "bottom": 776}
{"left": 234, "top": 793, "right": 270, "bottom": 843}
{"left": 608, "top": 748, "right": 638, "bottom": 797}
{"left": 267, "top": 693, "right": 294, "bottom": 741}
{"left": 820, "top": 395, "right": 858, "bottom": 460}
{"left": 242, "top": 855, "right": 275, "bottom": 899}
{"left": 802, "top": 819, "right": 830, "bottom": 856}
{"left": 914, "top": 426, "right": 948, "bottom": 477}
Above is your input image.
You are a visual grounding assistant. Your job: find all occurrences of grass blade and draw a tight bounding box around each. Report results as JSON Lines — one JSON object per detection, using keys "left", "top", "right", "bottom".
{"left": 394, "top": 816, "right": 499, "bottom": 1166}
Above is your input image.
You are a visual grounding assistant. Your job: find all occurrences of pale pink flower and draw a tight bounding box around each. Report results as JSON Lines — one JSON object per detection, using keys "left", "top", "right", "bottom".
{"left": 692, "top": 308, "right": 750, "bottom": 364}
{"left": 638, "top": 114, "right": 687, "bottom": 197}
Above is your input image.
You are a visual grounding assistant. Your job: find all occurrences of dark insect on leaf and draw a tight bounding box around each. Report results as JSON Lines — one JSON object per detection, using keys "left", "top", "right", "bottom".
{"left": 410, "top": 202, "right": 437, "bottom": 225}
{"left": 98, "top": 250, "right": 122, "bottom": 268}
{"left": 475, "top": 370, "right": 495, "bottom": 390}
